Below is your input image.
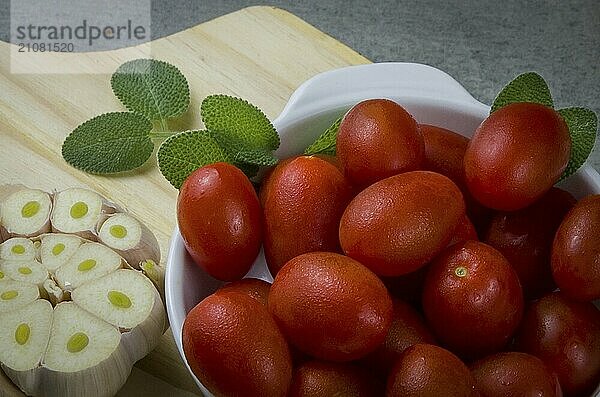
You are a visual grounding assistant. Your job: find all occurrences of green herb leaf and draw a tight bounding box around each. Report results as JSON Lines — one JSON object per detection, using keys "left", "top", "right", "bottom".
{"left": 235, "top": 149, "right": 279, "bottom": 166}
{"left": 208, "top": 129, "right": 278, "bottom": 167}
{"left": 62, "top": 112, "right": 153, "bottom": 173}
{"left": 157, "top": 130, "right": 230, "bottom": 189}
{"left": 491, "top": 72, "right": 554, "bottom": 113}
{"left": 201, "top": 95, "right": 279, "bottom": 151}
{"left": 304, "top": 116, "right": 343, "bottom": 155}
{"left": 111, "top": 59, "right": 190, "bottom": 121}
{"left": 207, "top": 132, "right": 277, "bottom": 179}
{"left": 559, "top": 107, "right": 598, "bottom": 180}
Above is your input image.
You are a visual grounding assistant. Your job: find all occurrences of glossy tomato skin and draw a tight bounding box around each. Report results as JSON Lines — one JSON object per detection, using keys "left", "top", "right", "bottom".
{"left": 421, "top": 124, "right": 493, "bottom": 235}
{"left": 214, "top": 277, "right": 271, "bottom": 306}
{"left": 268, "top": 252, "right": 393, "bottom": 362}
{"left": 515, "top": 292, "right": 600, "bottom": 397}
{"left": 552, "top": 194, "right": 600, "bottom": 301}
{"left": 386, "top": 343, "right": 477, "bottom": 397}
{"left": 485, "top": 187, "right": 576, "bottom": 299}
{"left": 182, "top": 291, "right": 292, "bottom": 397}
{"left": 260, "top": 155, "right": 353, "bottom": 276}
{"left": 470, "top": 352, "right": 562, "bottom": 397}
{"left": 340, "top": 171, "right": 465, "bottom": 276}
{"left": 336, "top": 99, "right": 424, "bottom": 187}
{"left": 464, "top": 102, "right": 571, "bottom": 211}
{"left": 362, "top": 299, "right": 436, "bottom": 376}
{"left": 177, "top": 162, "right": 262, "bottom": 281}
{"left": 382, "top": 216, "right": 478, "bottom": 306}
{"left": 422, "top": 124, "right": 469, "bottom": 185}
{"left": 288, "top": 361, "right": 382, "bottom": 397}
{"left": 423, "top": 241, "right": 524, "bottom": 359}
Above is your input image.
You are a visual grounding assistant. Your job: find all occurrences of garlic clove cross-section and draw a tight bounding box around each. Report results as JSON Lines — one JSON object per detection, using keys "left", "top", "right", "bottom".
{"left": 72, "top": 269, "right": 167, "bottom": 361}
{"left": 97, "top": 213, "right": 161, "bottom": 269}
{"left": 0, "top": 237, "right": 38, "bottom": 262}
{"left": 72, "top": 269, "right": 155, "bottom": 330}
{"left": 38, "top": 233, "right": 83, "bottom": 273}
{"left": 44, "top": 302, "right": 122, "bottom": 372}
{"left": 0, "top": 280, "right": 40, "bottom": 313}
{"left": 140, "top": 259, "right": 165, "bottom": 300}
{"left": 0, "top": 186, "right": 52, "bottom": 240}
{"left": 0, "top": 260, "right": 49, "bottom": 294}
{"left": 54, "top": 242, "right": 123, "bottom": 292}
{"left": 0, "top": 299, "right": 53, "bottom": 372}
{"left": 50, "top": 188, "right": 114, "bottom": 240}
{"left": 37, "top": 302, "right": 131, "bottom": 397}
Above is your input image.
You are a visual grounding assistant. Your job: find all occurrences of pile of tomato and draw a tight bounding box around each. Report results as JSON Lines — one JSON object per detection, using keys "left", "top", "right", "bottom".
{"left": 178, "top": 98, "right": 600, "bottom": 397}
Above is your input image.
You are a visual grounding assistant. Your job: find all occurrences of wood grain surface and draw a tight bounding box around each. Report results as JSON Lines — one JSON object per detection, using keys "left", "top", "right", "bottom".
{"left": 0, "top": 6, "right": 369, "bottom": 396}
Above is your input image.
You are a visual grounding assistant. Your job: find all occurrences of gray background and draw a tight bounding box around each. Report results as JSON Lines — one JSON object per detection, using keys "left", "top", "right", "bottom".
{"left": 1, "top": 0, "right": 599, "bottom": 168}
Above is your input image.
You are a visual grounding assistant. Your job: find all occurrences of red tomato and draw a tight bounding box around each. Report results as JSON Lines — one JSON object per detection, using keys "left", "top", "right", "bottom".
{"left": 423, "top": 241, "right": 524, "bottom": 359}
{"left": 386, "top": 343, "right": 478, "bottom": 397}
{"left": 515, "top": 292, "right": 600, "bottom": 397}
{"left": 268, "top": 252, "right": 392, "bottom": 362}
{"left": 470, "top": 352, "right": 562, "bottom": 397}
{"left": 362, "top": 299, "right": 436, "bottom": 376}
{"left": 336, "top": 99, "right": 424, "bottom": 187}
{"left": 288, "top": 361, "right": 381, "bottom": 397}
{"left": 177, "top": 163, "right": 262, "bottom": 281}
{"left": 340, "top": 171, "right": 465, "bottom": 276}
{"left": 260, "top": 155, "right": 353, "bottom": 276}
{"left": 552, "top": 194, "right": 600, "bottom": 301}
{"left": 182, "top": 291, "right": 292, "bottom": 397}
{"left": 464, "top": 102, "right": 571, "bottom": 211}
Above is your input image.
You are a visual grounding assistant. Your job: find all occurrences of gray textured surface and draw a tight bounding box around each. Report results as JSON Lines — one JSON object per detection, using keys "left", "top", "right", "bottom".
{"left": 1, "top": 0, "right": 599, "bottom": 169}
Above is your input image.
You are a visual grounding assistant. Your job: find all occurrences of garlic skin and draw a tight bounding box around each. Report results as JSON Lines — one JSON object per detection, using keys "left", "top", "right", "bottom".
{"left": 97, "top": 213, "right": 161, "bottom": 269}
{"left": 0, "top": 186, "right": 52, "bottom": 241}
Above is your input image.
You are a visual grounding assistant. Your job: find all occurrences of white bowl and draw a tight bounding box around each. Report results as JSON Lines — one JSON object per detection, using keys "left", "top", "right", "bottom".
{"left": 165, "top": 62, "right": 600, "bottom": 396}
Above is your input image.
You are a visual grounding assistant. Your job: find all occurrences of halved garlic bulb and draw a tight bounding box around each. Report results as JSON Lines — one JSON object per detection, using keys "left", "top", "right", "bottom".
{"left": 0, "top": 185, "right": 165, "bottom": 397}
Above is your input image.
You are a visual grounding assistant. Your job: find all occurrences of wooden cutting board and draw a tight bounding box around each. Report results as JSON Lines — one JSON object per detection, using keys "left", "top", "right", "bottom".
{"left": 0, "top": 6, "right": 369, "bottom": 396}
